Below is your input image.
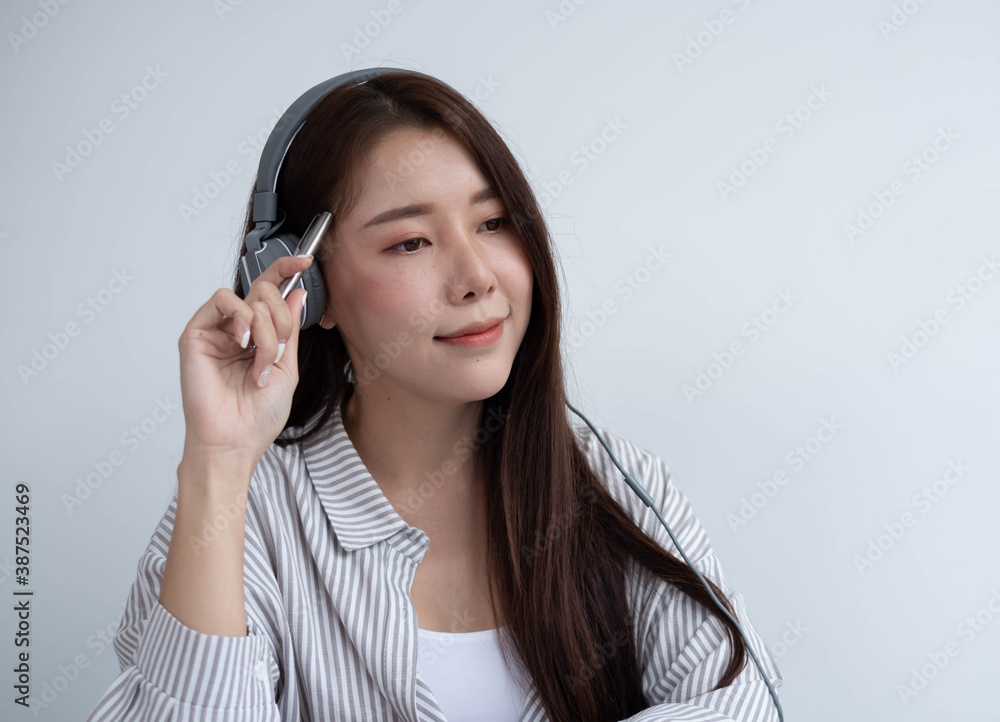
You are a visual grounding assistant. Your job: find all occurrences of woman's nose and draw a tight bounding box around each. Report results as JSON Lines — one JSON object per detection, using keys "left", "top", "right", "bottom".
{"left": 444, "top": 227, "right": 497, "bottom": 302}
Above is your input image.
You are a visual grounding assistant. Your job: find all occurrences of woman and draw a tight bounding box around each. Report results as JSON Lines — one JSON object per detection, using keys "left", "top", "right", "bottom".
{"left": 86, "top": 70, "right": 783, "bottom": 721}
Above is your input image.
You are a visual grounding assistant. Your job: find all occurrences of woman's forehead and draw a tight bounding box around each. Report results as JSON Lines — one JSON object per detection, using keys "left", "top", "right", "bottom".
{"left": 347, "top": 135, "right": 492, "bottom": 219}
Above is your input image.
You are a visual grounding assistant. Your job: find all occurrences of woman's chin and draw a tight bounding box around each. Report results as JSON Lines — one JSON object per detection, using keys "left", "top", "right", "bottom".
{"left": 423, "top": 369, "right": 512, "bottom": 404}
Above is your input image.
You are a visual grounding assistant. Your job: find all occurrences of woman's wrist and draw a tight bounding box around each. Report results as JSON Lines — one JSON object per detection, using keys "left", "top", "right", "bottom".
{"left": 178, "top": 444, "right": 259, "bottom": 494}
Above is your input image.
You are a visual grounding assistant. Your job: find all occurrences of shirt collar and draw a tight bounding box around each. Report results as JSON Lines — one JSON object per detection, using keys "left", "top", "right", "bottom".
{"left": 298, "top": 399, "right": 411, "bottom": 551}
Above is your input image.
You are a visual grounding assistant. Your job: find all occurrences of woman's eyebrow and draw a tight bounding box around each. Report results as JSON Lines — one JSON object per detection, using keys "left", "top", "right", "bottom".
{"left": 362, "top": 186, "right": 498, "bottom": 229}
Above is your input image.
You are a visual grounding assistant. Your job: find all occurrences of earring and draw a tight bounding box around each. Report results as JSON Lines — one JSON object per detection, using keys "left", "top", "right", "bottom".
{"left": 320, "top": 313, "right": 326, "bottom": 326}
{"left": 344, "top": 358, "right": 356, "bottom": 385}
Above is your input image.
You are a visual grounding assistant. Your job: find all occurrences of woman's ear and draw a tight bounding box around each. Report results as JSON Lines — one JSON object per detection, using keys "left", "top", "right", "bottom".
{"left": 316, "top": 243, "right": 338, "bottom": 331}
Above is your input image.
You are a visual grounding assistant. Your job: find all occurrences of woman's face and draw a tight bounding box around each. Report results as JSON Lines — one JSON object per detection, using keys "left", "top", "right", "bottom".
{"left": 318, "top": 126, "right": 534, "bottom": 405}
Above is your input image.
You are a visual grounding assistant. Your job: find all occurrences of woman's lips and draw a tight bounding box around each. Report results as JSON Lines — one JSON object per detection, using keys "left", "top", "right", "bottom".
{"left": 434, "top": 319, "right": 504, "bottom": 348}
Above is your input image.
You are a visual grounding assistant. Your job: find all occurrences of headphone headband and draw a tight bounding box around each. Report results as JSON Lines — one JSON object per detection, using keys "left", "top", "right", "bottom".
{"left": 251, "top": 67, "right": 458, "bottom": 225}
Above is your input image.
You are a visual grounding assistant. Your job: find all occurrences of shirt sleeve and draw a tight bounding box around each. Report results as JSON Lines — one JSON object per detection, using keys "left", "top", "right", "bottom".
{"left": 623, "top": 555, "right": 784, "bottom": 722}
{"left": 85, "top": 470, "right": 283, "bottom": 721}
{"left": 581, "top": 426, "right": 785, "bottom": 722}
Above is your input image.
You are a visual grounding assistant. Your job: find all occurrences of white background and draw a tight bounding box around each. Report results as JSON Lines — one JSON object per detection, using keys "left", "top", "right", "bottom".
{"left": 2, "top": 0, "right": 998, "bottom": 720}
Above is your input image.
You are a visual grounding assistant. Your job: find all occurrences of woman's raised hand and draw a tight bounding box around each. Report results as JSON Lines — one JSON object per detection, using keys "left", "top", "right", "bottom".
{"left": 177, "top": 254, "right": 316, "bottom": 471}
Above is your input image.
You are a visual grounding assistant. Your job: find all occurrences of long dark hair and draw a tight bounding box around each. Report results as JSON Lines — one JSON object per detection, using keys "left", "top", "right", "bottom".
{"left": 232, "top": 70, "right": 747, "bottom": 721}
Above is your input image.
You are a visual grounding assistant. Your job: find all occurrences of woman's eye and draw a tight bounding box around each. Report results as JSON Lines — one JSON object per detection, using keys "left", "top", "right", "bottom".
{"left": 391, "top": 237, "right": 427, "bottom": 253}
{"left": 482, "top": 217, "right": 507, "bottom": 232}
{"left": 390, "top": 218, "right": 507, "bottom": 253}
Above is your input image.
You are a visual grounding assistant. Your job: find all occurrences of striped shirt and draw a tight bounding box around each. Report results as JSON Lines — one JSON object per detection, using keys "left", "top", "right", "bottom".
{"left": 86, "top": 400, "right": 784, "bottom": 721}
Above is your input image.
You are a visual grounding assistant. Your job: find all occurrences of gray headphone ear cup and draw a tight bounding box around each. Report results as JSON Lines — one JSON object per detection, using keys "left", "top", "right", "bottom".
{"left": 298, "top": 260, "right": 327, "bottom": 331}
{"left": 239, "top": 232, "right": 328, "bottom": 330}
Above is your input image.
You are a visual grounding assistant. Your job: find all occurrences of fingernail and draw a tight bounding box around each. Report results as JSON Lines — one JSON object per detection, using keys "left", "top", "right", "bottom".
{"left": 257, "top": 365, "right": 272, "bottom": 388}
{"left": 275, "top": 340, "right": 287, "bottom": 364}
{"left": 240, "top": 328, "right": 251, "bottom": 349}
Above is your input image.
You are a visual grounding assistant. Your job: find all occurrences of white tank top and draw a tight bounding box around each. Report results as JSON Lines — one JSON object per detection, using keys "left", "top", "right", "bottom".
{"left": 417, "top": 625, "right": 530, "bottom": 721}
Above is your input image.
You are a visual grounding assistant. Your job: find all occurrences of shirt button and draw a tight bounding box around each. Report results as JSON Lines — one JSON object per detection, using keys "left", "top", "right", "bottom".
{"left": 254, "top": 660, "right": 268, "bottom": 683}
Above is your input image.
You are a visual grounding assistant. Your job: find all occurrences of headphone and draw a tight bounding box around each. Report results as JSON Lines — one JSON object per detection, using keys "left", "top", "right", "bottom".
{"left": 236, "top": 67, "right": 783, "bottom": 721}
{"left": 238, "top": 67, "right": 461, "bottom": 330}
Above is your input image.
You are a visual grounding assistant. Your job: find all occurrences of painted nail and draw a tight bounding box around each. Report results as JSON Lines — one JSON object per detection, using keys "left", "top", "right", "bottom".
{"left": 257, "top": 365, "right": 272, "bottom": 388}
{"left": 240, "top": 328, "right": 251, "bottom": 349}
{"left": 275, "top": 340, "right": 287, "bottom": 364}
